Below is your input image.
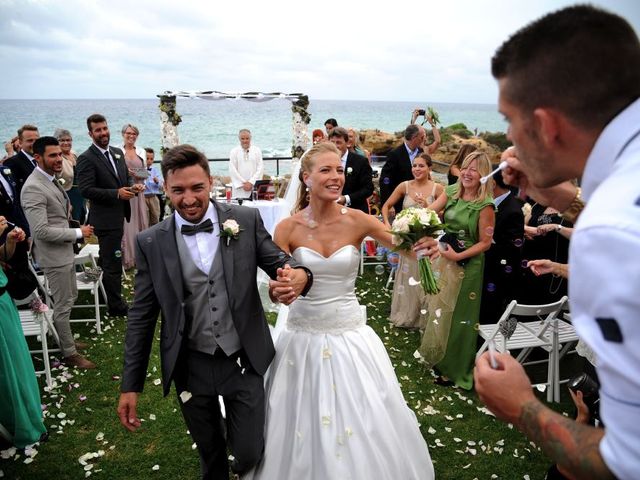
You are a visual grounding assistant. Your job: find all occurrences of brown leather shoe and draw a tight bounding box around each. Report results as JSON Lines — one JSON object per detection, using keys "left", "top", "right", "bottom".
{"left": 64, "top": 353, "right": 96, "bottom": 369}
{"left": 74, "top": 341, "right": 89, "bottom": 351}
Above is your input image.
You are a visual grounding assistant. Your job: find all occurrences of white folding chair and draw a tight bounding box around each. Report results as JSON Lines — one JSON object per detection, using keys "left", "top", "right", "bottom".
{"left": 15, "top": 290, "right": 60, "bottom": 388}
{"left": 477, "top": 296, "right": 569, "bottom": 402}
{"left": 70, "top": 253, "right": 105, "bottom": 334}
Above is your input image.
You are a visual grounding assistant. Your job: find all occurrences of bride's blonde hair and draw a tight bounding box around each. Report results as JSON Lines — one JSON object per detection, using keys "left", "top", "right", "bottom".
{"left": 293, "top": 142, "right": 341, "bottom": 213}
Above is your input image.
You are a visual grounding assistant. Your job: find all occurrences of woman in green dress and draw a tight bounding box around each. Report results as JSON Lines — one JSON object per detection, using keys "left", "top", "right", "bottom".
{"left": 419, "top": 152, "right": 495, "bottom": 390}
{"left": 0, "top": 216, "right": 47, "bottom": 447}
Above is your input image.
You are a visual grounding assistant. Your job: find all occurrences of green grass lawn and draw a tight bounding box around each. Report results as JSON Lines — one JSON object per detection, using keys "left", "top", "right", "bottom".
{"left": 1, "top": 267, "right": 575, "bottom": 479}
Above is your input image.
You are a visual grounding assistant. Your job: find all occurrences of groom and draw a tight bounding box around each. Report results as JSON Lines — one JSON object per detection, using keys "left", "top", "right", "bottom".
{"left": 117, "top": 144, "right": 312, "bottom": 479}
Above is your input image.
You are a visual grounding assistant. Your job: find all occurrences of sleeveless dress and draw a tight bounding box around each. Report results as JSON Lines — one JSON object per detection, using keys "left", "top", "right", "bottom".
{"left": 246, "top": 245, "right": 434, "bottom": 480}
{"left": 0, "top": 268, "right": 47, "bottom": 447}
{"left": 419, "top": 184, "right": 494, "bottom": 390}
{"left": 121, "top": 151, "right": 149, "bottom": 269}
{"left": 390, "top": 181, "right": 437, "bottom": 329}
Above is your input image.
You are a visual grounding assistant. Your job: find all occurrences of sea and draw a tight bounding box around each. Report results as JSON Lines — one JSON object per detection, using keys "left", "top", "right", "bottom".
{"left": 0, "top": 98, "right": 506, "bottom": 176}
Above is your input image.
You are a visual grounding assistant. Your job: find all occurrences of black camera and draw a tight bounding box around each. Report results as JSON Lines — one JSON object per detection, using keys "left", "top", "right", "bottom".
{"left": 568, "top": 372, "right": 600, "bottom": 424}
{"left": 417, "top": 109, "right": 426, "bottom": 116}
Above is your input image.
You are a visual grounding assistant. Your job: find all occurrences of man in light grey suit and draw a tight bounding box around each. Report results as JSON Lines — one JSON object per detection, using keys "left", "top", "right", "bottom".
{"left": 117, "top": 145, "right": 312, "bottom": 479}
{"left": 21, "top": 137, "right": 96, "bottom": 369}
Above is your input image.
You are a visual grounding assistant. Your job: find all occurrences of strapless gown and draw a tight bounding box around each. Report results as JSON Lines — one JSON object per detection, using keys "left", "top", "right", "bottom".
{"left": 246, "top": 245, "right": 434, "bottom": 480}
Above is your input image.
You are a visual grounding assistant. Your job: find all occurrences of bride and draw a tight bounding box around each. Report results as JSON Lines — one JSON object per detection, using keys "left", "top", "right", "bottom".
{"left": 245, "top": 142, "right": 436, "bottom": 479}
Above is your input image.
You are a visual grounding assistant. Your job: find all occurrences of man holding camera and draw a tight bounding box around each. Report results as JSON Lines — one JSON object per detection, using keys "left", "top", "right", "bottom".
{"left": 77, "top": 114, "right": 138, "bottom": 317}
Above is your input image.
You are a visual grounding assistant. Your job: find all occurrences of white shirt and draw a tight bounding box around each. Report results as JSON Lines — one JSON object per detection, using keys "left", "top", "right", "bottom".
{"left": 94, "top": 144, "right": 119, "bottom": 175}
{"left": 174, "top": 202, "right": 219, "bottom": 274}
{"left": 569, "top": 98, "right": 640, "bottom": 480}
{"left": 339, "top": 149, "right": 351, "bottom": 206}
{"left": 229, "top": 144, "right": 263, "bottom": 198}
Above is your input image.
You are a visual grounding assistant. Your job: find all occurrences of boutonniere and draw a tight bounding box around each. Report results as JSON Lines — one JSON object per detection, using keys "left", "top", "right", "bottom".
{"left": 114, "top": 153, "right": 121, "bottom": 160}
{"left": 57, "top": 177, "right": 66, "bottom": 186}
{"left": 2, "top": 167, "right": 11, "bottom": 176}
{"left": 346, "top": 167, "right": 353, "bottom": 175}
{"left": 219, "top": 219, "right": 242, "bottom": 246}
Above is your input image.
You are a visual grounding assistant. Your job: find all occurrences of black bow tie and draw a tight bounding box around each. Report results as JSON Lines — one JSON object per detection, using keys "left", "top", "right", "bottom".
{"left": 181, "top": 218, "right": 214, "bottom": 236}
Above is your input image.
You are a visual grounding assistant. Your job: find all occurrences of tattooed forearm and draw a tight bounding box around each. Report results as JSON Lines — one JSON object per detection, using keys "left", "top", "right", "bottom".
{"left": 517, "top": 400, "right": 614, "bottom": 480}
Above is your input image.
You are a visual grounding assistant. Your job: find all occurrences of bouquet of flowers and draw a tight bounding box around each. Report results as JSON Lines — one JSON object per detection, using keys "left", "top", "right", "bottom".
{"left": 390, "top": 207, "right": 444, "bottom": 294}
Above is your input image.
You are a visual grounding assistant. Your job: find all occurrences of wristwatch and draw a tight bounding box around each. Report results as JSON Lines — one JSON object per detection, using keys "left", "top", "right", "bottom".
{"left": 560, "top": 187, "right": 584, "bottom": 224}
{"left": 555, "top": 224, "right": 564, "bottom": 232}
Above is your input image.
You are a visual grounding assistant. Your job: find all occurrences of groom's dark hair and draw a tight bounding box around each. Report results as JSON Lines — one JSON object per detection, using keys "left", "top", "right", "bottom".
{"left": 161, "top": 144, "right": 210, "bottom": 180}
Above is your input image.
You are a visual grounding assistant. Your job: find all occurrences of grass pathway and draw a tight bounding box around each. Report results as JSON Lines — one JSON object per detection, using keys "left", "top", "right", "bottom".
{"left": 1, "top": 268, "right": 566, "bottom": 479}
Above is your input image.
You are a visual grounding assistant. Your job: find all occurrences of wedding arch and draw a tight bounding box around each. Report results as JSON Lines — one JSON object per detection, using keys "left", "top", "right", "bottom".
{"left": 157, "top": 90, "right": 311, "bottom": 158}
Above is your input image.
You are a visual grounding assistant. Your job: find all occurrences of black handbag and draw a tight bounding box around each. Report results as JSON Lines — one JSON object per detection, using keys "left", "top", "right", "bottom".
{"left": 439, "top": 232, "right": 470, "bottom": 267}
{"left": 4, "top": 260, "right": 39, "bottom": 300}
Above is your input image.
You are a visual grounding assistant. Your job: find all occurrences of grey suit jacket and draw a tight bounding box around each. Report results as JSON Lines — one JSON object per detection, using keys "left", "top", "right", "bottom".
{"left": 21, "top": 168, "right": 77, "bottom": 269}
{"left": 121, "top": 200, "right": 300, "bottom": 396}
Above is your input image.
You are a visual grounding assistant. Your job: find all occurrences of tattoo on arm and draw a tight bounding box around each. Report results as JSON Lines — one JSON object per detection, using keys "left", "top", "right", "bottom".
{"left": 518, "top": 400, "right": 614, "bottom": 480}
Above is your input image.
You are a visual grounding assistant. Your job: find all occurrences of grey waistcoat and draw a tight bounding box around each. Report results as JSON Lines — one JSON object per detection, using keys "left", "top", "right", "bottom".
{"left": 175, "top": 229, "right": 242, "bottom": 356}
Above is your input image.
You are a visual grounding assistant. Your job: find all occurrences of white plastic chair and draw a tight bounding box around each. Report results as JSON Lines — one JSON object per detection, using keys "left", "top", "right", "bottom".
{"left": 476, "top": 296, "right": 569, "bottom": 402}
{"left": 15, "top": 290, "right": 60, "bottom": 388}
{"left": 70, "top": 253, "right": 105, "bottom": 334}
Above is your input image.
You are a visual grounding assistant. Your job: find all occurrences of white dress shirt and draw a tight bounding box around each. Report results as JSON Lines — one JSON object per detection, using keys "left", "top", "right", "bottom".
{"left": 569, "top": 98, "right": 640, "bottom": 480}
{"left": 174, "top": 202, "right": 219, "bottom": 274}
{"left": 229, "top": 144, "right": 264, "bottom": 198}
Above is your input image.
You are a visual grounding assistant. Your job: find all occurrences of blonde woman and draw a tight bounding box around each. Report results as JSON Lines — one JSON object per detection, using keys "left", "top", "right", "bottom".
{"left": 248, "top": 142, "right": 436, "bottom": 480}
{"left": 419, "top": 151, "right": 495, "bottom": 389}
{"left": 382, "top": 153, "right": 444, "bottom": 329}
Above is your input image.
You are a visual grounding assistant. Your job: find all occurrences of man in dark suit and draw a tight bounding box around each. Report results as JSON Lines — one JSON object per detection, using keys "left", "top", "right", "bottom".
{"left": 328, "top": 127, "right": 373, "bottom": 213}
{"left": 479, "top": 168, "right": 524, "bottom": 325}
{"left": 117, "top": 145, "right": 312, "bottom": 479}
{"left": 77, "top": 114, "right": 139, "bottom": 317}
{"left": 379, "top": 124, "right": 426, "bottom": 213}
{"left": 0, "top": 160, "right": 35, "bottom": 299}
{"left": 4, "top": 124, "right": 39, "bottom": 198}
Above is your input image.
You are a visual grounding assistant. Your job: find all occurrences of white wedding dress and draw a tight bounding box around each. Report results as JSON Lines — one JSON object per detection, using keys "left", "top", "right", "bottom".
{"left": 246, "top": 245, "right": 434, "bottom": 480}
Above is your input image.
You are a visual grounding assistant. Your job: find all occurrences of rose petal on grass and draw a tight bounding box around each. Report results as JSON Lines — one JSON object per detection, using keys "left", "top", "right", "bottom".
{"left": 180, "top": 391, "right": 192, "bottom": 403}
{"left": 153, "top": 379, "right": 161, "bottom": 386}
{"left": 152, "top": 465, "right": 160, "bottom": 471}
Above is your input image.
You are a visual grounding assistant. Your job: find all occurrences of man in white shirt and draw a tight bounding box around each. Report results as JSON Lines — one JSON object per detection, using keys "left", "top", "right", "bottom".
{"left": 229, "top": 129, "right": 263, "bottom": 199}
{"left": 474, "top": 6, "right": 640, "bottom": 480}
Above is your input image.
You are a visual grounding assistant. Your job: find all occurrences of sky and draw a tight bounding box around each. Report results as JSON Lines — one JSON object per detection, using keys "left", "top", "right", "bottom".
{"left": 0, "top": 0, "right": 638, "bottom": 103}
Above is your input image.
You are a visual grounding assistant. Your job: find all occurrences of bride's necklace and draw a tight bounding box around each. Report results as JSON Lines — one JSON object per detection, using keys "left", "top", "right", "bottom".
{"left": 302, "top": 206, "right": 348, "bottom": 229}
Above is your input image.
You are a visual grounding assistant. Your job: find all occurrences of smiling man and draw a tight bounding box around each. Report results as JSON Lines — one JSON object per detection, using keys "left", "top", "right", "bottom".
{"left": 118, "top": 144, "right": 312, "bottom": 479}
{"left": 21, "top": 136, "right": 95, "bottom": 368}
{"left": 77, "top": 114, "right": 135, "bottom": 317}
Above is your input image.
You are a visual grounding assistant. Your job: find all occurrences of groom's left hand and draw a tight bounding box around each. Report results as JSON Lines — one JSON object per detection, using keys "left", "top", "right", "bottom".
{"left": 269, "top": 264, "right": 309, "bottom": 305}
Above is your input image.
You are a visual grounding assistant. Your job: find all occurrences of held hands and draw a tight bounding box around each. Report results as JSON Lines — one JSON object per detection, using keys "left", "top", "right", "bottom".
{"left": 413, "top": 237, "right": 440, "bottom": 262}
{"left": 118, "top": 187, "right": 136, "bottom": 200}
{"left": 474, "top": 351, "right": 537, "bottom": 425}
{"left": 269, "top": 264, "right": 308, "bottom": 305}
{"left": 80, "top": 224, "right": 95, "bottom": 238}
{"left": 439, "top": 243, "right": 460, "bottom": 262}
{"left": 117, "top": 392, "right": 142, "bottom": 432}
{"left": 7, "top": 226, "right": 26, "bottom": 244}
{"left": 536, "top": 223, "right": 558, "bottom": 236}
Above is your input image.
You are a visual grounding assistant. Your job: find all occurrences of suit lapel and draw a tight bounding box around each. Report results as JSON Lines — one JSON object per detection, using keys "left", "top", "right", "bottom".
{"left": 90, "top": 144, "right": 120, "bottom": 182}
{"left": 159, "top": 216, "right": 185, "bottom": 301}
{"left": 213, "top": 200, "right": 235, "bottom": 298}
